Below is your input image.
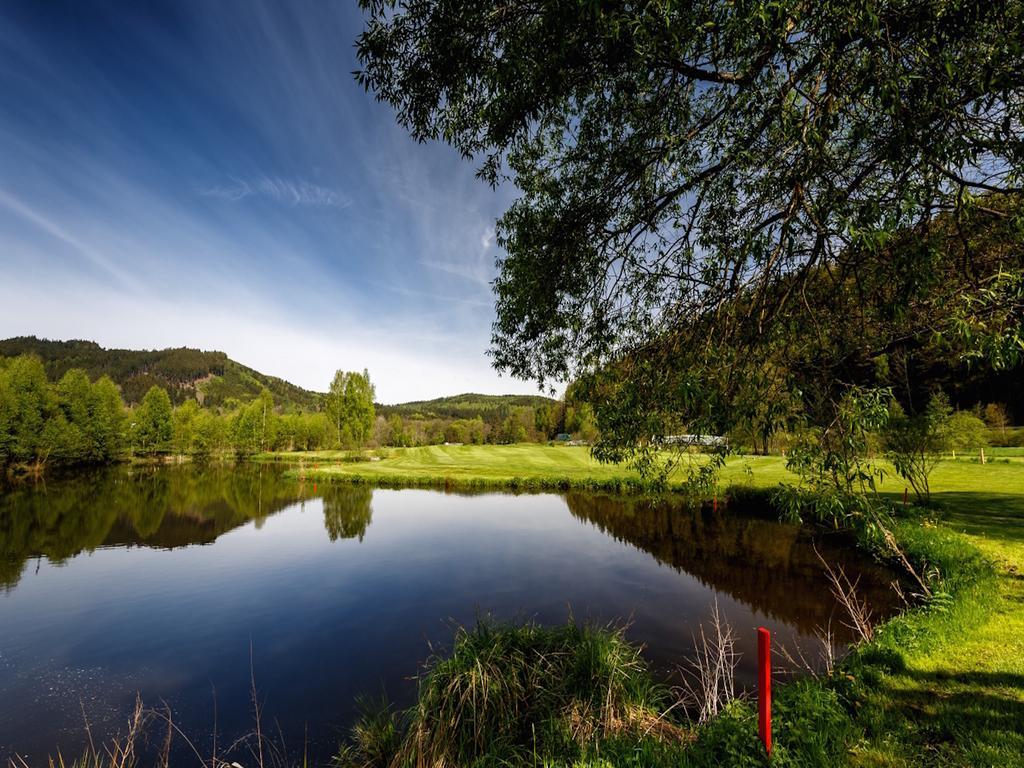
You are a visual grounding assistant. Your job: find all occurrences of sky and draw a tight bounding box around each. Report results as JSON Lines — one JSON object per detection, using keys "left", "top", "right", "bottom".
{"left": 0, "top": 0, "right": 542, "bottom": 403}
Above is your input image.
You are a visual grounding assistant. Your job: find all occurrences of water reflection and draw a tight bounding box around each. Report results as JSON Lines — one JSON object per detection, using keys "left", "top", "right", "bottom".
{"left": 322, "top": 484, "right": 373, "bottom": 541}
{"left": 0, "top": 467, "right": 900, "bottom": 761}
{"left": 565, "top": 493, "right": 901, "bottom": 639}
{"left": 0, "top": 465, "right": 307, "bottom": 589}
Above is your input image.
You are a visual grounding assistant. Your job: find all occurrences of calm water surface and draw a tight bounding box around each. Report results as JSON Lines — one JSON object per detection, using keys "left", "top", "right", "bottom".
{"left": 0, "top": 465, "right": 898, "bottom": 760}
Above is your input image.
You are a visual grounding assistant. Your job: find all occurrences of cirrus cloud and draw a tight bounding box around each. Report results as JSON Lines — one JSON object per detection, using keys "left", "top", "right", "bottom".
{"left": 200, "top": 176, "right": 351, "bottom": 208}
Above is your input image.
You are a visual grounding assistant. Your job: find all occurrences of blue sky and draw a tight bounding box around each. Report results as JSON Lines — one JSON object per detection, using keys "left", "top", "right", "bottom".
{"left": 0, "top": 0, "right": 540, "bottom": 402}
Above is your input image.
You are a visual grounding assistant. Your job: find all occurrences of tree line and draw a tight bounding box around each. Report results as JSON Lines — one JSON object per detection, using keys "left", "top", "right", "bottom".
{"left": 380, "top": 398, "right": 598, "bottom": 448}
{"left": 0, "top": 355, "right": 600, "bottom": 470}
{"left": 0, "top": 356, "right": 378, "bottom": 469}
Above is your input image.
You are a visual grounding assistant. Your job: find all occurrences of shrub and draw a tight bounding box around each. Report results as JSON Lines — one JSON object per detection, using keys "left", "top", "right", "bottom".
{"left": 946, "top": 411, "right": 989, "bottom": 453}
{"left": 884, "top": 394, "right": 951, "bottom": 503}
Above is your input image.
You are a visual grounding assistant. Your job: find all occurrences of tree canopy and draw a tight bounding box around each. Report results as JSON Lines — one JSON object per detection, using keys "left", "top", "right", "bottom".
{"left": 357, "top": 0, "right": 1024, "bottom": 462}
{"left": 133, "top": 385, "right": 173, "bottom": 455}
{"left": 326, "top": 370, "right": 377, "bottom": 449}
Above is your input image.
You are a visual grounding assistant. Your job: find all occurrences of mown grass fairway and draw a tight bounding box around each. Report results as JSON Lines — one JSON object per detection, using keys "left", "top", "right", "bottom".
{"left": 267, "top": 443, "right": 1023, "bottom": 495}
{"left": 265, "top": 444, "right": 645, "bottom": 489}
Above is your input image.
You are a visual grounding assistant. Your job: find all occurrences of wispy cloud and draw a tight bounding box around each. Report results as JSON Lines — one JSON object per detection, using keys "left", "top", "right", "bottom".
{"left": 200, "top": 176, "right": 351, "bottom": 208}
{"left": 0, "top": 0, "right": 538, "bottom": 400}
{"left": 419, "top": 226, "right": 499, "bottom": 287}
{"left": 0, "top": 187, "right": 141, "bottom": 290}
{"left": 420, "top": 258, "right": 493, "bottom": 286}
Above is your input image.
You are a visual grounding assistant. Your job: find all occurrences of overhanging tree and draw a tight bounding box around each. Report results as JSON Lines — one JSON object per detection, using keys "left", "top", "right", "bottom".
{"left": 357, "top": 0, "right": 1024, "bottom": 467}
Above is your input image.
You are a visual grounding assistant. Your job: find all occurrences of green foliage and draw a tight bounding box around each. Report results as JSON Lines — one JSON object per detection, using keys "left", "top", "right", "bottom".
{"left": 0, "top": 357, "right": 127, "bottom": 467}
{"left": 326, "top": 370, "right": 376, "bottom": 449}
{"left": 983, "top": 402, "right": 1010, "bottom": 440}
{"left": 534, "top": 402, "right": 554, "bottom": 438}
{"left": 89, "top": 376, "right": 128, "bottom": 460}
{"left": 333, "top": 694, "right": 403, "bottom": 768}
{"left": 385, "top": 413, "right": 410, "bottom": 447}
{"left": 0, "top": 354, "right": 54, "bottom": 464}
{"left": 0, "top": 336, "right": 320, "bottom": 409}
{"left": 229, "top": 388, "right": 278, "bottom": 457}
{"left": 132, "top": 385, "right": 173, "bottom": 455}
{"left": 951, "top": 268, "right": 1024, "bottom": 370}
{"left": 785, "top": 387, "right": 891, "bottom": 498}
{"left": 378, "top": 394, "right": 559, "bottom": 447}
{"left": 946, "top": 410, "right": 990, "bottom": 453}
{"left": 277, "top": 411, "right": 332, "bottom": 451}
{"left": 884, "top": 393, "right": 953, "bottom": 503}
{"left": 337, "top": 620, "right": 667, "bottom": 767}
{"left": 358, "top": 0, "right": 1024, "bottom": 474}
{"left": 191, "top": 406, "right": 226, "bottom": 460}
{"left": 379, "top": 393, "right": 557, "bottom": 422}
{"left": 172, "top": 399, "right": 201, "bottom": 455}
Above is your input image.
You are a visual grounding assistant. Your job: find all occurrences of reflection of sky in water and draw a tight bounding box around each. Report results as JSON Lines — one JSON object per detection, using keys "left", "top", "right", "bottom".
{"left": 0, "top": 470, "right": 897, "bottom": 760}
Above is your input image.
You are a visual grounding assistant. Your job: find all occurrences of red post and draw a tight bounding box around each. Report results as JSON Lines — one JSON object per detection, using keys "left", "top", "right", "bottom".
{"left": 758, "top": 626, "right": 772, "bottom": 756}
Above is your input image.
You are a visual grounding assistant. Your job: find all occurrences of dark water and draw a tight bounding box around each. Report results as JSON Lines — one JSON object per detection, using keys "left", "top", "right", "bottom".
{"left": 0, "top": 465, "right": 899, "bottom": 761}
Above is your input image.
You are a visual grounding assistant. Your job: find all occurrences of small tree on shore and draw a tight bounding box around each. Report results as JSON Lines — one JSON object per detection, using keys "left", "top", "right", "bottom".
{"left": 885, "top": 393, "right": 952, "bottom": 504}
{"left": 326, "top": 369, "right": 376, "bottom": 450}
{"left": 133, "top": 385, "right": 173, "bottom": 455}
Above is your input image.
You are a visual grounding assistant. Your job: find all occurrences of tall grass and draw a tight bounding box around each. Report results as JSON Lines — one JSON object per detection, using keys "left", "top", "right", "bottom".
{"left": 334, "top": 619, "right": 686, "bottom": 768}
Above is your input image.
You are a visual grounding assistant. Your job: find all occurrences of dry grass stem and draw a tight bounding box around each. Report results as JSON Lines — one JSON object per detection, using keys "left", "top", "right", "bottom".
{"left": 815, "top": 545, "right": 875, "bottom": 642}
{"left": 676, "top": 601, "right": 739, "bottom": 724}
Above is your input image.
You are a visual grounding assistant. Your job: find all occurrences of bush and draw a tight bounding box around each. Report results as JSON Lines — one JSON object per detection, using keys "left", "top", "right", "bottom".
{"left": 884, "top": 394, "right": 951, "bottom": 503}
{"left": 945, "top": 411, "right": 989, "bottom": 453}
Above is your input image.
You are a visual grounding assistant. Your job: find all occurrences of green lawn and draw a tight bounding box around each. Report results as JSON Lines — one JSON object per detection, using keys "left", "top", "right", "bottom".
{"left": 844, "top": 499, "right": 1024, "bottom": 766}
{"left": 265, "top": 443, "right": 1023, "bottom": 496}
{"left": 266, "top": 443, "right": 1024, "bottom": 766}
{"left": 262, "top": 444, "right": 646, "bottom": 489}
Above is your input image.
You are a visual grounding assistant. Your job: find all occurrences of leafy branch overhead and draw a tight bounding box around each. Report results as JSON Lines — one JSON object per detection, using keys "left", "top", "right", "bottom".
{"left": 357, "top": 0, "right": 1024, "bottom": 456}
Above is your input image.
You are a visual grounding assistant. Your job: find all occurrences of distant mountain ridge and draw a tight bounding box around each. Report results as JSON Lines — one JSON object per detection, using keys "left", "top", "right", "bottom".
{"left": 0, "top": 336, "right": 321, "bottom": 410}
{"left": 0, "top": 337, "right": 558, "bottom": 416}
{"left": 378, "top": 392, "right": 557, "bottom": 419}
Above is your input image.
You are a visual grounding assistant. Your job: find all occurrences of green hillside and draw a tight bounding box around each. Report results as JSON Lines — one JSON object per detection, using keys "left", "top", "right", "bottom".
{"left": 378, "top": 392, "right": 557, "bottom": 419}
{"left": 0, "top": 336, "right": 321, "bottom": 410}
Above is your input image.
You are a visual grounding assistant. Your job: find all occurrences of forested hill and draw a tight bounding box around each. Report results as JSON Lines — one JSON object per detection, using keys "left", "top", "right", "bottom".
{"left": 0, "top": 337, "right": 321, "bottom": 410}
{"left": 378, "top": 393, "right": 558, "bottom": 419}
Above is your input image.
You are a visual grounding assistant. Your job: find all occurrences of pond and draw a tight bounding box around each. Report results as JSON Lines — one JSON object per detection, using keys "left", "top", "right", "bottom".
{"left": 0, "top": 465, "right": 900, "bottom": 761}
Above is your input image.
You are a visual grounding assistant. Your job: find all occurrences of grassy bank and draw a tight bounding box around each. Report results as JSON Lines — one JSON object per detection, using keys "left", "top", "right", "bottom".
{"left": 844, "top": 495, "right": 1024, "bottom": 766}
{"left": 260, "top": 444, "right": 654, "bottom": 492}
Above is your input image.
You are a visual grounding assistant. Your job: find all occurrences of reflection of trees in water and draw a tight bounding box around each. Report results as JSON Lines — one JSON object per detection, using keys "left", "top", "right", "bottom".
{"left": 322, "top": 485, "right": 373, "bottom": 542}
{"left": 0, "top": 465, "right": 308, "bottom": 589}
{"left": 564, "top": 492, "right": 899, "bottom": 638}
